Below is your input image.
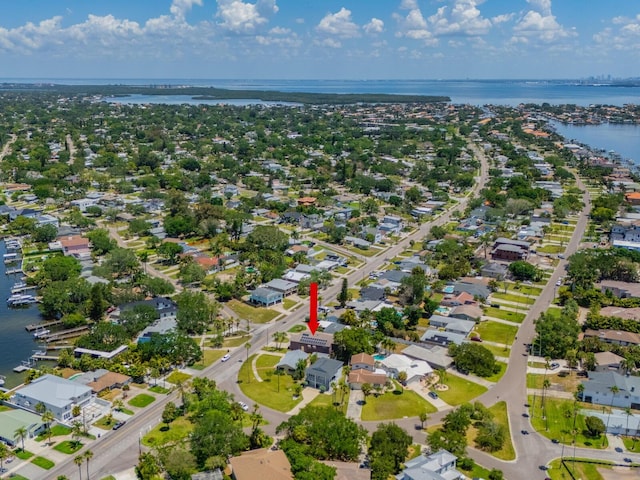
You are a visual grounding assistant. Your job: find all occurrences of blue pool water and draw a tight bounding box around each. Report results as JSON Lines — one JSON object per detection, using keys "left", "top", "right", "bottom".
{"left": 373, "top": 354, "right": 386, "bottom": 361}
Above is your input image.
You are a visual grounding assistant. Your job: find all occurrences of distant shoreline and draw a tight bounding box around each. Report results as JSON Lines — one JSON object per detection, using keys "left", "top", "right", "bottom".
{"left": 0, "top": 83, "right": 451, "bottom": 105}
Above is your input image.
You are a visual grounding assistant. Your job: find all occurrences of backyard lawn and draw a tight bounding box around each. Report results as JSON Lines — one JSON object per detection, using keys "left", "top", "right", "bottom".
{"left": 227, "top": 299, "right": 280, "bottom": 323}
{"left": 361, "top": 386, "right": 436, "bottom": 421}
{"left": 474, "top": 321, "right": 518, "bottom": 345}
{"left": 238, "top": 355, "right": 302, "bottom": 412}
{"left": 482, "top": 307, "right": 525, "bottom": 323}
{"left": 529, "top": 396, "right": 609, "bottom": 449}
{"left": 436, "top": 374, "right": 488, "bottom": 406}
{"left": 128, "top": 394, "right": 156, "bottom": 408}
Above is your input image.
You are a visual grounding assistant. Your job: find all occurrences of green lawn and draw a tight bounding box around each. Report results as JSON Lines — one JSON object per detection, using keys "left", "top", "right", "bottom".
{"left": 491, "top": 292, "right": 535, "bottom": 305}
{"left": 482, "top": 343, "right": 511, "bottom": 358}
{"left": 35, "top": 424, "right": 71, "bottom": 441}
{"left": 486, "top": 401, "right": 515, "bottom": 461}
{"left": 482, "top": 307, "right": 526, "bottom": 323}
{"left": 166, "top": 371, "right": 192, "bottom": 384}
{"left": 474, "top": 321, "right": 518, "bottom": 345}
{"left": 101, "top": 476, "right": 117, "bottom": 480}
{"left": 461, "top": 464, "right": 494, "bottom": 480}
{"left": 527, "top": 372, "right": 580, "bottom": 392}
{"left": 143, "top": 416, "right": 194, "bottom": 447}
{"left": 283, "top": 298, "right": 297, "bottom": 310}
{"left": 547, "top": 458, "right": 611, "bottom": 480}
{"left": 238, "top": 354, "right": 302, "bottom": 412}
{"left": 223, "top": 335, "right": 250, "bottom": 348}
{"left": 227, "top": 299, "right": 280, "bottom": 323}
{"left": 15, "top": 449, "right": 34, "bottom": 460}
{"left": 149, "top": 385, "right": 170, "bottom": 394}
{"left": 94, "top": 415, "right": 118, "bottom": 430}
{"left": 308, "top": 390, "right": 350, "bottom": 415}
{"left": 53, "top": 440, "right": 83, "bottom": 454}
{"left": 529, "top": 396, "right": 608, "bottom": 449}
{"left": 7, "top": 475, "right": 29, "bottom": 480}
{"left": 507, "top": 284, "right": 543, "bottom": 296}
{"left": 436, "top": 375, "right": 488, "bottom": 406}
{"left": 361, "top": 385, "right": 436, "bottom": 421}
{"left": 128, "top": 393, "right": 156, "bottom": 408}
{"left": 546, "top": 307, "right": 563, "bottom": 318}
{"left": 538, "top": 244, "right": 565, "bottom": 254}
{"left": 32, "top": 456, "right": 55, "bottom": 470}
{"left": 288, "top": 324, "right": 306, "bottom": 333}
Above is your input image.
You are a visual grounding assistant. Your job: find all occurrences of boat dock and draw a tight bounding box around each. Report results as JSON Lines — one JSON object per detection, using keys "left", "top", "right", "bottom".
{"left": 31, "top": 353, "right": 58, "bottom": 361}
{"left": 6, "top": 268, "right": 23, "bottom": 275}
{"left": 25, "top": 319, "right": 63, "bottom": 332}
{"left": 10, "top": 285, "right": 36, "bottom": 294}
{"left": 39, "top": 325, "right": 90, "bottom": 342}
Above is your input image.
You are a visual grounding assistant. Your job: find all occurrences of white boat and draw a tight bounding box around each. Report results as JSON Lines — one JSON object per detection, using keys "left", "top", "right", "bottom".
{"left": 33, "top": 328, "right": 50, "bottom": 338}
{"left": 7, "top": 294, "right": 36, "bottom": 306}
{"left": 0, "top": 375, "right": 5, "bottom": 386}
{"left": 12, "top": 281, "right": 26, "bottom": 289}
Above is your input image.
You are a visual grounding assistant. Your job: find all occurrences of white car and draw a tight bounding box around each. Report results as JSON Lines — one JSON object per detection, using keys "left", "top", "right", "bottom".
{"left": 238, "top": 401, "right": 249, "bottom": 411}
{"left": 221, "top": 353, "right": 231, "bottom": 362}
{"left": 556, "top": 280, "right": 562, "bottom": 286}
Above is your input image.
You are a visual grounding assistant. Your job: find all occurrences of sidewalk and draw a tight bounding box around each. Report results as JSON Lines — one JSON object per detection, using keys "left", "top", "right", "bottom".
{"left": 286, "top": 387, "right": 319, "bottom": 415}
{"left": 406, "top": 383, "right": 450, "bottom": 411}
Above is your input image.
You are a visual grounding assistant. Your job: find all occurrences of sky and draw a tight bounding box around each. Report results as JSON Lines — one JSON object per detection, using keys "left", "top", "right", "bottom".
{"left": 0, "top": 0, "right": 639, "bottom": 80}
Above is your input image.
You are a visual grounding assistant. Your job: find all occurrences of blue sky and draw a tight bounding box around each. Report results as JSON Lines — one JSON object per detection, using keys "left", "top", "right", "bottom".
{"left": 0, "top": 0, "right": 638, "bottom": 80}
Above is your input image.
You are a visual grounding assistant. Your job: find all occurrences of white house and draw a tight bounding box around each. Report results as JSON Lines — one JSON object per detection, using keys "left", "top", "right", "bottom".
{"left": 380, "top": 354, "right": 433, "bottom": 385}
{"left": 12, "top": 374, "right": 93, "bottom": 422}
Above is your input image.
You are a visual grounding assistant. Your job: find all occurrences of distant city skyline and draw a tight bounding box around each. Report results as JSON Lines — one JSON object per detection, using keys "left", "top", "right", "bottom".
{"left": 1, "top": 0, "right": 638, "bottom": 80}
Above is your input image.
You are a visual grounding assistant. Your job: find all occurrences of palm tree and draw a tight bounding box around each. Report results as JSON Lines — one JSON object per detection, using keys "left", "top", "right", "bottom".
{"left": 361, "top": 383, "right": 372, "bottom": 403}
{"left": 74, "top": 454, "right": 84, "bottom": 480}
{"left": 41, "top": 410, "right": 55, "bottom": 445}
{"left": 330, "top": 381, "right": 337, "bottom": 405}
{"left": 419, "top": 411, "right": 429, "bottom": 430}
{"left": 71, "top": 421, "right": 84, "bottom": 448}
{"left": 273, "top": 331, "right": 287, "bottom": 350}
{"left": 0, "top": 442, "right": 9, "bottom": 474}
{"left": 605, "top": 385, "right": 620, "bottom": 444}
{"left": 14, "top": 425, "right": 28, "bottom": 452}
{"left": 84, "top": 449, "right": 93, "bottom": 480}
{"left": 625, "top": 407, "right": 633, "bottom": 437}
{"left": 542, "top": 377, "right": 551, "bottom": 431}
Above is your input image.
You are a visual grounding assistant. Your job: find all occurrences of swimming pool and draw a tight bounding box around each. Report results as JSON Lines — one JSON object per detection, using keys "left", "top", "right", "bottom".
{"left": 373, "top": 354, "right": 386, "bottom": 361}
{"left": 443, "top": 285, "right": 455, "bottom": 294}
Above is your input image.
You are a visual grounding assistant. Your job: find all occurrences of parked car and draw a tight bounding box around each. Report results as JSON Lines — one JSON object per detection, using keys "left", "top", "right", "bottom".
{"left": 550, "top": 362, "right": 560, "bottom": 370}
{"left": 221, "top": 353, "right": 231, "bottom": 362}
{"left": 521, "top": 429, "right": 529, "bottom": 435}
{"left": 238, "top": 401, "right": 249, "bottom": 411}
{"left": 428, "top": 391, "right": 439, "bottom": 400}
{"left": 470, "top": 336, "right": 483, "bottom": 342}
{"left": 113, "top": 421, "right": 126, "bottom": 430}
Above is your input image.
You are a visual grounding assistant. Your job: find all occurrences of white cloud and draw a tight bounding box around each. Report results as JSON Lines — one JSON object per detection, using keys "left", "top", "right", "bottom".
{"left": 400, "top": 0, "right": 419, "bottom": 9}
{"left": 492, "top": 13, "right": 513, "bottom": 25}
{"left": 594, "top": 15, "right": 640, "bottom": 52}
{"left": 170, "top": 0, "right": 203, "bottom": 20}
{"left": 216, "top": 0, "right": 278, "bottom": 35}
{"left": 364, "top": 18, "right": 384, "bottom": 35}
{"left": 428, "top": 0, "right": 492, "bottom": 36}
{"left": 393, "top": 5, "right": 434, "bottom": 42}
{"left": 316, "top": 8, "right": 360, "bottom": 38}
{"left": 314, "top": 37, "right": 342, "bottom": 48}
{"left": 513, "top": 0, "right": 574, "bottom": 42}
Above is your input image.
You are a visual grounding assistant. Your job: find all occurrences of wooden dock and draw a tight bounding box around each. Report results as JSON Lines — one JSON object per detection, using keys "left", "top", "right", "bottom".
{"left": 25, "top": 319, "right": 63, "bottom": 332}
{"left": 6, "top": 268, "right": 23, "bottom": 275}
{"left": 40, "top": 325, "right": 89, "bottom": 342}
{"left": 31, "top": 354, "right": 58, "bottom": 361}
{"left": 11, "top": 285, "right": 36, "bottom": 294}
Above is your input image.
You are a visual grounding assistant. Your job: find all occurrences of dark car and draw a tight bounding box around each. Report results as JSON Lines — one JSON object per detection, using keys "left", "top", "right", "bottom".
{"left": 551, "top": 439, "right": 560, "bottom": 444}
{"left": 470, "top": 336, "right": 483, "bottom": 342}
{"left": 428, "top": 391, "right": 439, "bottom": 400}
{"left": 522, "top": 413, "right": 530, "bottom": 418}
{"left": 521, "top": 429, "right": 529, "bottom": 435}
{"left": 615, "top": 447, "right": 623, "bottom": 453}
{"left": 624, "top": 457, "right": 632, "bottom": 463}
{"left": 112, "top": 421, "right": 126, "bottom": 430}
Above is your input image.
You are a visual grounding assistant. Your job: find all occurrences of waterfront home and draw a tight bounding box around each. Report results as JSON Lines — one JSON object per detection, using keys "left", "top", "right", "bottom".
{"left": 71, "top": 369, "right": 132, "bottom": 394}
{"left": 0, "top": 409, "right": 46, "bottom": 446}
{"left": 12, "top": 374, "right": 93, "bottom": 422}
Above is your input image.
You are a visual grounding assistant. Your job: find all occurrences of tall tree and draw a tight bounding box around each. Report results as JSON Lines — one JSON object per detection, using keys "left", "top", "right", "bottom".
{"left": 337, "top": 279, "right": 349, "bottom": 308}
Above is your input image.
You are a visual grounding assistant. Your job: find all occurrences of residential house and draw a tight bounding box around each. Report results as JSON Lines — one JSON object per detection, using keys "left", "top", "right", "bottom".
{"left": 379, "top": 354, "right": 432, "bottom": 385}
{"left": 428, "top": 314, "right": 475, "bottom": 336}
{"left": 453, "top": 279, "right": 491, "bottom": 300}
{"left": 71, "top": 369, "right": 132, "bottom": 394}
{"left": 289, "top": 332, "right": 334, "bottom": 355}
{"left": 421, "top": 329, "right": 467, "bottom": 347}
{"left": 491, "top": 237, "right": 530, "bottom": 261}
{"left": 249, "top": 287, "right": 283, "bottom": 307}
{"left": 348, "top": 353, "right": 387, "bottom": 389}
{"left": 70, "top": 197, "right": 98, "bottom": 212}
{"left": 402, "top": 344, "right": 453, "bottom": 370}
{"left": 381, "top": 215, "right": 404, "bottom": 234}
{"left": 449, "top": 304, "right": 483, "bottom": 322}
{"left": 0, "top": 409, "right": 46, "bottom": 446}
{"left": 350, "top": 353, "right": 375, "bottom": 372}
{"left": 584, "top": 409, "right": 640, "bottom": 436}
{"left": 12, "top": 374, "right": 93, "bottom": 422}
{"left": 121, "top": 297, "right": 177, "bottom": 319}
{"left": 137, "top": 316, "right": 178, "bottom": 343}
{"left": 395, "top": 449, "right": 465, "bottom": 480}
{"left": 440, "top": 291, "right": 476, "bottom": 307}
{"left": 56, "top": 235, "right": 91, "bottom": 258}
{"left": 264, "top": 279, "right": 298, "bottom": 297}
{"left": 359, "top": 287, "right": 386, "bottom": 302}
{"left": 599, "top": 306, "right": 640, "bottom": 321}
{"left": 480, "top": 262, "right": 508, "bottom": 279}
{"left": 276, "top": 350, "right": 309, "bottom": 374}
{"left": 305, "top": 357, "right": 343, "bottom": 390}
{"left": 344, "top": 236, "right": 372, "bottom": 249}
{"left": 583, "top": 329, "right": 640, "bottom": 347}
{"left": 594, "top": 351, "right": 625, "bottom": 373}
{"left": 580, "top": 371, "right": 640, "bottom": 409}
{"left": 598, "top": 280, "right": 640, "bottom": 299}
{"left": 229, "top": 448, "right": 294, "bottom": 480}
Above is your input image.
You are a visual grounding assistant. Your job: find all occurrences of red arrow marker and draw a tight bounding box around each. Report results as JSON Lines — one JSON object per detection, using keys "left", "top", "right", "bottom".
{"left": 308, "top": 282, "right": 319, "bottom": 335}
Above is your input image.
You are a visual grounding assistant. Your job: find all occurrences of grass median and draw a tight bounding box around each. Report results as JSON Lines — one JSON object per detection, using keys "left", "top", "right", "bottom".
{"left": 238, "top": 354, "right": 302, "bottom": 412}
